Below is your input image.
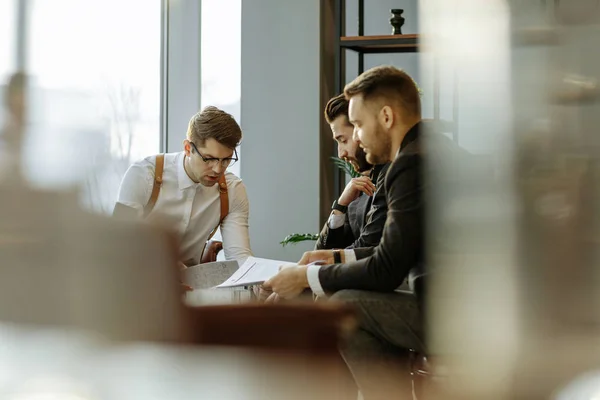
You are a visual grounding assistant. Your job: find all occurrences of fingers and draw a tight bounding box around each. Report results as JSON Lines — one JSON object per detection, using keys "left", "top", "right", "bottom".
{"left": 257, "top": 286, "right": 273, "bottom": 302}
{"left": 351, "top": 177, "right": 376, "bottom": 196}
{"left": 265, "top": 292, "right": 280, "bottom": 303}
{"left": 299, "top": 251, "right": 312, "bottom": 265}
{"left": 181, "top": 284, "right": 193, "bottom": 292}
{"left": 355, "top": 183, "right": 374, "bottom": 196}
{"left": 300, "top": 251, "right": 331, "bottom": 265}
{"left": 262, "top": 279, "right": 272, "bottom": 290}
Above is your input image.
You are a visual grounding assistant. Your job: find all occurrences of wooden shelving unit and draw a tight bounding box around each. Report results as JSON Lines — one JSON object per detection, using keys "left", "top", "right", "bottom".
{"left": 330, "top": 1, "right": 427, "bottom": 199}
{"left": 339, "top": 34, "right": 419, "bottom": 53}
{"left": 318, "top": 0, "right": 456, "bottom": 225}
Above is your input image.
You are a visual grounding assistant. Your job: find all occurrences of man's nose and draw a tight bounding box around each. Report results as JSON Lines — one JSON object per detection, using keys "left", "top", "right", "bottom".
{"left": 352, "top": 129, "right": 360, "bottom": 143}
{"left": 212, "top": 163, "right": 226, "bottom": 174}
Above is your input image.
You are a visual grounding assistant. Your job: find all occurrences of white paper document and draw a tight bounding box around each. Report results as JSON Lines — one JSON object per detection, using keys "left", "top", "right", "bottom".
{"left": 216, "top": 256, "right": 293, "bottom": 288}
{"left": 181, "top": 260, "right": 240, "bottom": 290}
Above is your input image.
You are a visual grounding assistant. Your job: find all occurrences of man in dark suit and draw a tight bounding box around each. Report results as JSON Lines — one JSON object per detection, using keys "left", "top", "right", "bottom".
{"left": 264, "top": 66, "right": 429, "bottom": 399}
{"left": 315, "top": 94, "right": 390, "bottom": 250}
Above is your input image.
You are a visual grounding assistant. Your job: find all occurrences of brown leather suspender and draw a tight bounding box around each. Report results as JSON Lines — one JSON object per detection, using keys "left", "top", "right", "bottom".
{"left": 207, "top": 174, "right": 229, "bottom": 240}
{"left": 143, "top": 154, "right": 165, "bottom": 218}
{"left": 143, "top": 153, "right": 229, "bottom": 237}
{"left": 200, "top": 174, "right": 229, "bottom": 263}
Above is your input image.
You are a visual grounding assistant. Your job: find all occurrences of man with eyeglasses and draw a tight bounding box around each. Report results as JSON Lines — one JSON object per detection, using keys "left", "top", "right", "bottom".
{"left": 115, "top": 106, "right": 252, "bottom": 267}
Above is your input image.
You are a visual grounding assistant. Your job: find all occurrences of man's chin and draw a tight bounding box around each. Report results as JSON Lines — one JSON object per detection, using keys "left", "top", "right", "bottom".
{"left": 365, "top": 153, "right": 384, "bottom": 166}
{"left": 200, "top": 176, "right": 219, "bottom": 187}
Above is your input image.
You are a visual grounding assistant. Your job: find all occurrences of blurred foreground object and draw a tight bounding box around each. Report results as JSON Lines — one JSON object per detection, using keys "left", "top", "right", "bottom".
{"left": 0, "top": 323, "right": 354, "bottom": 400}
{"left": 422, "top": 0, "right": 600, "bottom": 398}
{"left": 184, "top": 302, "right": 356, "bottom": 354}
{"left": 0, "top": 71, "right": 186, "bottom": 341}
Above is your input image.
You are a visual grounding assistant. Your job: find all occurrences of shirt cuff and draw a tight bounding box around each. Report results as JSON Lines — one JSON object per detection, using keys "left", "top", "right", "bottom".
{"left": 306, "top": 264, "right": 326, "bottom": 297}
{"left": 327, "top": 212, "right": 346, "bottom": 229}
{"left": 343, "top": 249, "right": 357, "bottom": 263}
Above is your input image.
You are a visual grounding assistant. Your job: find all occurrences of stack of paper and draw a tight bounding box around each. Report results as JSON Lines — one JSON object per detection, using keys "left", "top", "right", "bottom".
{"left": 216, "top": 257, "right": 293, "bottom": 288}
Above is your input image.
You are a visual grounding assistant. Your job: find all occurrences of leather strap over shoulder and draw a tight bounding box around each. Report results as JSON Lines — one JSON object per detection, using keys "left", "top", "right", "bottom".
{"left": 201, "top": 174, "right": 230, "bottom": 262}
{"left": 143, "top": 154, "right": 164, "bottom": 217}
{"left": 206, "top": 174, "right": 229, "bottom": 242}
{"left": 218, "top": 174, "right": 229, "bottom": 224}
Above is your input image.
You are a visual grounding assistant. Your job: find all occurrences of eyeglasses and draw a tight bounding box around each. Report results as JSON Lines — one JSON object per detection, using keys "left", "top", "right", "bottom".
{"left": 189, "top": 142, "right": 238, "bottom": 168}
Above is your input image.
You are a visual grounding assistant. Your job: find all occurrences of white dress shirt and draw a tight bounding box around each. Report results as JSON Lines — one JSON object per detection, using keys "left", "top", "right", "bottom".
{"left": 328, "top": 212, "right": 346, "bottom": 229}
{"left": 116, "top": 152, "right": 252, "bottom": 264}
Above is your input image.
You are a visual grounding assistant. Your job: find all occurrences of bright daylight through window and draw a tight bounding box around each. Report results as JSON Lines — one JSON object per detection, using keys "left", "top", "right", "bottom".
{"left": 0, "top": 0, "right": 15, "bottom": 130}
{"left": 201, "top": 0, "right": 241, "bottom": 179}
{"left": 26, "top": 0, "right": 161, "bottom": 213}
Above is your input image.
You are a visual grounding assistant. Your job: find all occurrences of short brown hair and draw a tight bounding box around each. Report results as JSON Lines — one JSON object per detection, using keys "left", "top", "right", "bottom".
{"left": 324, "top": 94, "right": 349, "bottom": 124}
{"left": 186, "top": 106, "right": 242, "bottom": 149}
{"left": 344, "top": 66, "right": 421, "bottom": 117}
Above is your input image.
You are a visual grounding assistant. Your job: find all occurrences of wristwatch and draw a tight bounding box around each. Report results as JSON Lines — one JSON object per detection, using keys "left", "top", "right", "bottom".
{"left": 332, "top": 199, "right": 348, "bottom": 213}
{"left": 333, "top": 249, "right": 342, "bottom": 264}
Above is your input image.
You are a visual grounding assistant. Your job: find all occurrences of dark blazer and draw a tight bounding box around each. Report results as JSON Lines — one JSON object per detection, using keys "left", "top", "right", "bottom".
{"left": 317, "top": 122, "right": 425, "bottom": 293}
{"left": 315, "top": 163, "right": 390, "bottom": 250}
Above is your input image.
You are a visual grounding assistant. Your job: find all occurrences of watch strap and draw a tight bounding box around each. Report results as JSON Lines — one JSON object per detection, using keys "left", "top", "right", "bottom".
{"left": 333, "top": 249, "right": 342, "bottom": 264}
{"left": 332, "top": 200, "right": 348, "bottom": 213}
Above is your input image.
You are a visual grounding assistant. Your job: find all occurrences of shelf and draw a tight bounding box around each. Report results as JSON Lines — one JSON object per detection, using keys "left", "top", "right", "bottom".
{"left": 512, "top": 27, "right": 560, "bottom": 46}
{"left": 339, "top": 34, "right": 419, "bottom": 54}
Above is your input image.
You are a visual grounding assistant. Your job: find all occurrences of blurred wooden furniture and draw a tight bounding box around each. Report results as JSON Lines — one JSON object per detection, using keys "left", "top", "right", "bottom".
{"left": 182, "top": 302, "right": 358, "bottom": 399}
{"left": 183, "top": 302, "right": 356, "bottom": 355}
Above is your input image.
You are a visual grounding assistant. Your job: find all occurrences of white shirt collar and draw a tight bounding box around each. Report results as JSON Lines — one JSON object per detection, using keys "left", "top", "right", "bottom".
{"left": 177, "top": 152, "right": 197, "bottom": 190}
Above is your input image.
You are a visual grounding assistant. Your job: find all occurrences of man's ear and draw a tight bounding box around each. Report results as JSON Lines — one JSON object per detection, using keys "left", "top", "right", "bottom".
{"left": 183, "top": 139, "right": 192, "bottom": 157}
{"left": 380, "top": 105, "right": 394, "bottom": 129}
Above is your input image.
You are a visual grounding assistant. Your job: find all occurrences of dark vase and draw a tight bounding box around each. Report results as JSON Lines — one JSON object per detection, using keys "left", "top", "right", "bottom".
{"left": 390, "top": 9, "right": 405, "bottom": 35}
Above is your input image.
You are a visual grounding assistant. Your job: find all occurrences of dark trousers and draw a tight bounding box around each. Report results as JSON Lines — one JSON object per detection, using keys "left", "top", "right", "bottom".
{"left": 330, "top": 290, "right": 425, "bottom": 400}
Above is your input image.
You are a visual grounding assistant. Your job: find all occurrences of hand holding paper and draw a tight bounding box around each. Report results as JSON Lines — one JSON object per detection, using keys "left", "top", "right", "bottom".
{"left": 262, "top": 264, "right": 309, "bottom": 300}
{"left": 299, "top": 250, "right": 335, "bottom": 265}
{"left": 216, "top": 257, "right": 292, "bottom": 288}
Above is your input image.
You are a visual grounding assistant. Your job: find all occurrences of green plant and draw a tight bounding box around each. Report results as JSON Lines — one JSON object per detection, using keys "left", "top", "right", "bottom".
{"left": 280, "top": 233, "right": 320, "bottom": 247}
{"left": 330, "top": 156, "right": 361, "bottom": 178}
{"left": 281, "top": 157, "right": 357, "bottom": 246}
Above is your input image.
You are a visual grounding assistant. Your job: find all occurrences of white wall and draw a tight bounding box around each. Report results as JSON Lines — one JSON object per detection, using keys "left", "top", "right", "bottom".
{"left": 240, "top": 0, "right": 321, "bottom": 261}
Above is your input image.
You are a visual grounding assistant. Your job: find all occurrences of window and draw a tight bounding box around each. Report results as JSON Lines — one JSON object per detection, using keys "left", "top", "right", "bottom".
{"left": 25, "top": 0, "right": 162, "bottom": 213}
{"left": 0, "top": 0, "right": 15, "bottom": 129}
{"left": 201, "top": 0, "right": 241, "bottom": 178}
{"left": 0, "top": 0, "right": 14, "bottom": 78}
